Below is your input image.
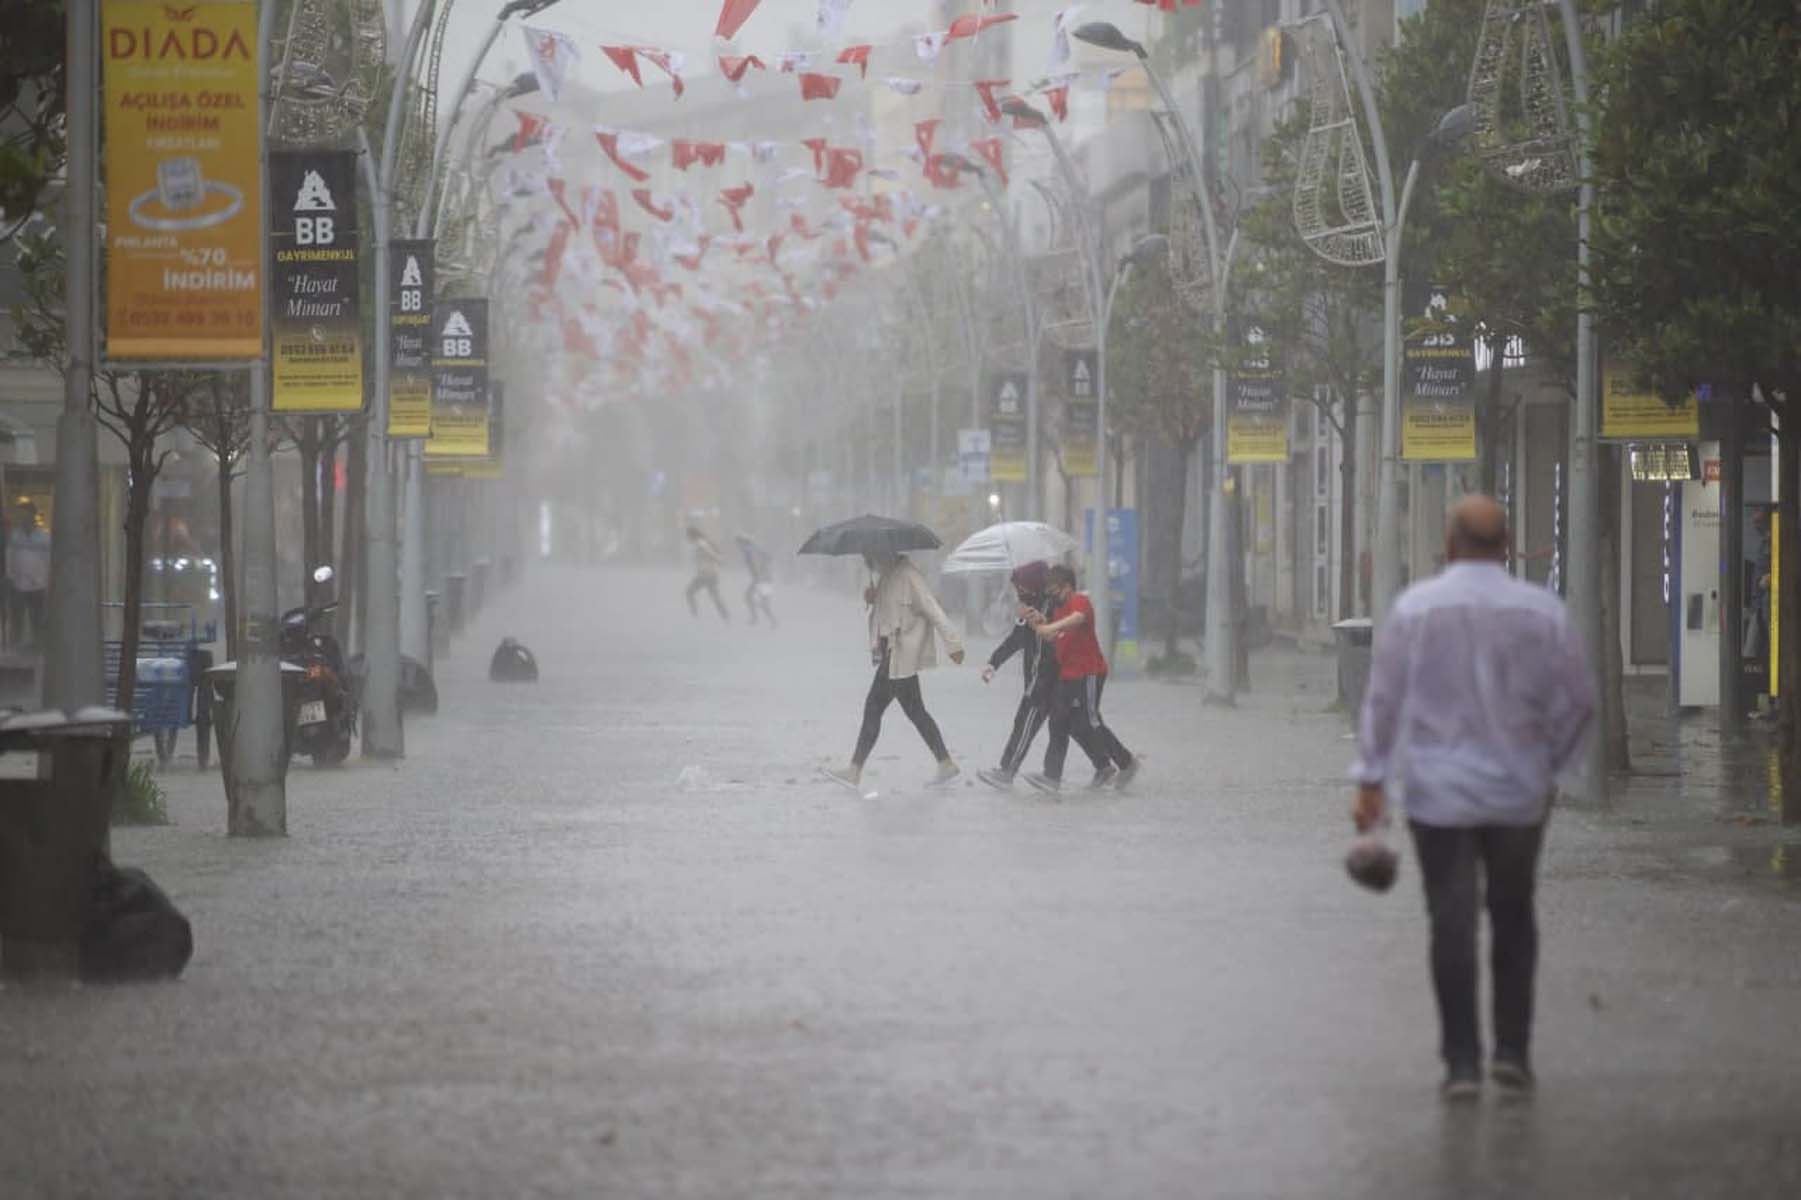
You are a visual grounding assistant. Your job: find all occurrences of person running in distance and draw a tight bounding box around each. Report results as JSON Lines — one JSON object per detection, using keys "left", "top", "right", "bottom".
{"left": 684, "top": 525, "right": 729, "bottom": 622}
{"left": 736, "top": 533, "right": 778, "bottom": 628}
{"left": 823, "top": 549, "right": 964, "bottom": 791}
{"left": 1022, "top": 564, "right": 1139, "bottom": 793}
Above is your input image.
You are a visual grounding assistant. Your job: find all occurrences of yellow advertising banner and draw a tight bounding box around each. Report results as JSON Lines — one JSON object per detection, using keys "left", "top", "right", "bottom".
{"left": 1227, "top": 413, "right": 1289, "bottom": 463}
{"left": 389, "top": 377, "right": 433, "bottom": 438}
{"left": 103, "top": 0, "right": 262, "bottom": 359}
{"left": 1402, "top": 402, "right": 1478, "bottom": 461}
{"left": 1601, "top": 365, "right": 1699, "bottom": 440}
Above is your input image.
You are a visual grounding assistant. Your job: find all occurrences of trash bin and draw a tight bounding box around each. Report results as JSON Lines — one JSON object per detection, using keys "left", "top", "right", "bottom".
{"left": 1332, "top": 618, "right": 1375, "bottom": 717}
{"left": 0, "top": 708, "right": 132, "bottom": 979}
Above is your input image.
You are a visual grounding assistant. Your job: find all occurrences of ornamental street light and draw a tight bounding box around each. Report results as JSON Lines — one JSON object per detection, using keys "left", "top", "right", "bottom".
{"left": 1072, "top": 19, "right": 1239, "bottom": 704}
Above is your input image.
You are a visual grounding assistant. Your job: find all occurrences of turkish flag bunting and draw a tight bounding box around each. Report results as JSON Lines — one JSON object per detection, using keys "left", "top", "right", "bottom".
{"left": 600, "top": 46, "right": 642, "bottom": 86}
{"left": 715, "top": 0, "right": 763, "bottom": 39}
{"left": 639, "top": 49, "right": 686, "bottom": 98}
{"left": 673, "top": 237, "right": 712, "bottom": 271}
{"left": 802, "top": 137, "right": 828, "bottom": 174}
{"left": 799, "top": 72, "right": 842, "bottom": 101}
{"left": 513, "top": 110, "right": 550, "bottom": 151}
{"left": 971, "top": 137, "right": 1007, "bottom": 186}
{"left": 854, "top": 222, "right": 872, "bottom": 263}
{"left": 947, "top": 12, "right": 1017, "bottom": 40}
{"left": 824, "top": 147, "right": 864, "bottom": 189}
{"left": 924, "top": 153, "right": 962, "bottom": 190}
{"left": 1136, "top": 0, "right": 1204, "bottom": 10}
{"left": 914, "top": 118, "right": 941, "bottom": 159}
{"left": 719, "top": 183, "right": 755, "bottom": 232}
{"left": 791, "top": 212, "right": 819, "bottom": 239}
{"left": 542, "top": 221, "right": 572, "bottom": 288}
{"left": 673, "top": 140, "right": 726, "bottom": 170}
{"left": 594, "top": 131, "right": 651, "bottom": 182}
{"left": 590, "top": 189, "right": 619, "bottom": 232}
{"left": 545, "top": 177, "right": 580, "bottom": 227}
{"left": 973, "top": 79, "right": 1010, "bottom": 123}
{"left": 836, "top": 45, "right": 872, "bottom": 78}
{"left": 631, "top": 188, "right": 675, "bottom": 222}
{"left": 718, "top": 54, "right": 765, "bottom": 82}
{"left": 1045, "top": 85, "right": 1071, "bottom": 122}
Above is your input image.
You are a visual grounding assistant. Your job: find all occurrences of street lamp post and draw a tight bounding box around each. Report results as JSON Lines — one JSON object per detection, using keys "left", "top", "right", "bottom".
{"left": 1072, "top": 21, "right": 1237, "bottom": 702}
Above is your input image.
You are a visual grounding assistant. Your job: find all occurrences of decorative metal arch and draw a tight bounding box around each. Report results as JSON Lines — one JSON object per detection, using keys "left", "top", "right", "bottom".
{"left": 1290, "top": 15, "right": 1384, "bottom": 267}
{"left": 1467, "top": 0, "right": 1578, "bottom": 193}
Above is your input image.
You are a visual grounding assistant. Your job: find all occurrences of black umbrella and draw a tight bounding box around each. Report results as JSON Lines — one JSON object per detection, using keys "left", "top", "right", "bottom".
{"left": 798, "top": 514, "right": 941, "bottom": 557}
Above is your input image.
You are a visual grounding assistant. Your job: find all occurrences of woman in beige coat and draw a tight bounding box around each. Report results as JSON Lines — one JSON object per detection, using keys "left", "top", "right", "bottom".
{"left": 824, "top": 550, "right": 965, "bottom": 789}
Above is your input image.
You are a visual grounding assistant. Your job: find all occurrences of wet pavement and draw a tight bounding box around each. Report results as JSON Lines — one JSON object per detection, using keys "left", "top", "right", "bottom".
{"left": 4, "top": 564, "right": 1800, "bottom": 1198}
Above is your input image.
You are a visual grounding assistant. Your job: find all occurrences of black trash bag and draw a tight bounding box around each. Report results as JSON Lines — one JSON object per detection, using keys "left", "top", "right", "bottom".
{"left": 489, "top": 637, "right": 539, "bottom": 683}
{"left": 80, "top": 855, "right": 194, "bottom": 983}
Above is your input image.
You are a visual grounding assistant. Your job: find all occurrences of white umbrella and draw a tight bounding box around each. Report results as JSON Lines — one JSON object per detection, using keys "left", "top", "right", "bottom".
{"left": 941, "top": 521, "right": 1079, "bottom": 575}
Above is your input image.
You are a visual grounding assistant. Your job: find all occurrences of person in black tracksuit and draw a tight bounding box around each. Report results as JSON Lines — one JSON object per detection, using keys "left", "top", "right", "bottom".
{"left": 976, "top": 561, "right": 1106, "bottom": 790}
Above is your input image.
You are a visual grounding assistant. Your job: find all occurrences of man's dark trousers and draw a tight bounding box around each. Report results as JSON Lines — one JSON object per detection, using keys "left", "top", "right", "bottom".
{"left": 1408, "top": 820, "right": 1547, "bottom": 1071}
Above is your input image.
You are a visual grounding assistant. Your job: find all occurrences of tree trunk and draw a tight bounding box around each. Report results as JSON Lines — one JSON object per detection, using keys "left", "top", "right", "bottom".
{"left": 1600, "top": 444, "right": 1631, "bottom": 773}
{"left": 300, "top": 417, "right": 321, "bottom": 610}
{"left": 1338, "top": 398, "right": 1358, "bottom": 621}
{"left": 1479, "top": 343, "right": 1507, "bottom": 496}
{"left": 218, "top": 445, "right": 238, "bottom": 662}
{"left": 1777, "top": 405, "right": 1800, "bottom": 824}
{"left": 116, "top": 445, "right": 157, "bottom": 718}
{"left": 339, "top": 421, "right": 366, "bottom": 652}
{"left": 1165, "top": 441, "right": 1192, "bottom": 664}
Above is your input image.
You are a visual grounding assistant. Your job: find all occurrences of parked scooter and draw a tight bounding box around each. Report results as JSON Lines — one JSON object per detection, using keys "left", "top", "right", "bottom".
{"left": 280, "top": 565, "right": 356, "bottom": 765}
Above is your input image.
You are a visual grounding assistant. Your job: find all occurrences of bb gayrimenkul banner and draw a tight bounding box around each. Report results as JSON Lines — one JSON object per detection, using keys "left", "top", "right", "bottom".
{"left": 103, "top": 0, "right": 262, "bottom": 359}
{"left": 1227, "top": 320, "right": 1288, "bottom": 465}
{"left": 1062, "top": 349, "right": 1099, "bottom": 478}
{"left": 270, "top": 150, "right": 361, "bottom": 412}
{"left": 388, "top": 240, "right": 434, "bottom": 437}
{"left": 426, "top": 300, "right": 489, "bottom": 458}
{"left": 1401, "top": 283, "right": 1477, "bottom": 462}
{"left": 987, "top": 370, "right": 1028, "bottom": 484}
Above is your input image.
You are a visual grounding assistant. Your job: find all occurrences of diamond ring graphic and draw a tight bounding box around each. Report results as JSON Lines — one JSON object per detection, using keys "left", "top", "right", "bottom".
{"left": 127, "top": 157, "right": 244, "bottom": 232}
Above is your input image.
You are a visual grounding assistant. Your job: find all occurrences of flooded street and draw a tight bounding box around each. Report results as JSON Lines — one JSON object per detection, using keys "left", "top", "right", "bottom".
{"left": 4, "top": 566, "right": 1798, "bottom": 1197}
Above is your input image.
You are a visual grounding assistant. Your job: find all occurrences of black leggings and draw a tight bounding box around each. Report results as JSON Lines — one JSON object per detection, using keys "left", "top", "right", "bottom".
{"left": 853, "top": 648, "right": 949, "bottom": 766}
{"left": 1043, "top": 674, "right": 1131, "bottom": 780}
{"left": 999, "top": 679, "right": 1055, "bottom": 774}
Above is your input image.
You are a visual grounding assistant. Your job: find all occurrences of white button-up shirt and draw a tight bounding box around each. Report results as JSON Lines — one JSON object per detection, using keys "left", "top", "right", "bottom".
{"left": 1352, "top": 560, "right": 1596, "bottom": 827}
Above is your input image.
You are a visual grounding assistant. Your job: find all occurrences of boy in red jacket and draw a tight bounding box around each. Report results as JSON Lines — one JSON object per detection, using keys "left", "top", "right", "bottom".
{"left": 1023, "top": 564, "right": 1140, "bottom": 793}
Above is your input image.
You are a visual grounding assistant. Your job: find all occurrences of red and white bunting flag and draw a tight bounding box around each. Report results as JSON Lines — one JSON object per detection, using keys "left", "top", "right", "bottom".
{"left": 791, "top": 212, "right": 818, "bottom": 239}
{"left": 719, "top": 183, "right": 755, "bottom": 232}
{"left": 973, "top": 79, "right": 1009, "bottom": 123}
{"left": 641, "top": 49, "right": 687, "bottom": 98}
{"left": 632, "top": 188, "right": 676, "bottom": 222}
{"left": 1136, "top": 0, "right": 1204, "bottom": 9}
{"left": 801, "top": 137, "right": 828, "bottom": 174}
{"left": 603, "top": 46, "right": 685, "bottom": 97}
{"left": 824, "top": 147, "right": 864, "bottom": 189}
{"left": 915, "top": 31, "right": 948, "bottom": 63}
{"left": 718, "top": 54, "right": 765, "bottom": 83}
{"left": 971, "top": 136, "right": 1007, "bottom": 185}
{"left": 542, "top": 220, "right": 572, "bottom": 288}
{"left": 715, "top": 0, "right": 763, "bottom": 39}
{"left": 522, "top": 26, "right": 580, "bottom": 102}
{"left": 546, "top": 176, "right": 580, "bottom": 226}
{"left": 914, "top": 117, "right": 941, "bottom": 159}
{"left": 601, "top": 45, "right": 643, "bottom": 86}
{"left": 882, "top": 76, "right": 923, "bottom": 96}
{"left": 1050, "top": 7, "right": 1083, "bottom": 69}
{"left": 1045, "top": 83, "right": 1071, "bottom": 122}
{"left": 778, "top": 51, "right": 813, "bottom": 74}
{"left": 673, "top": 140, "right": 727, "bottom": 170}
{"left": 594, "top": 129, "right": 650, "bottom": 182}
{"left": 947, "top": 12, "right": 1017, "bottom": 41}
{"left": 799, "top": 72, "right": 841, "bottom": 101}
{"left": 817, "top": 0, "right": 853, "bottom": 37}
{"left": 924, "top": 153, "right": 962, "bottom": 190}
{"left": 836, "top": 45, "right": 872, "bottom": 78}
{"left": 513, "top": 110, "right": 550, "bottom": 151}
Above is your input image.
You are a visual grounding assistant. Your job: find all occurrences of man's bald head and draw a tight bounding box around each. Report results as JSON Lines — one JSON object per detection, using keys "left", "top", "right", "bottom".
{"left": 1446, "top": 494, "right": 1509, "bottom": 563}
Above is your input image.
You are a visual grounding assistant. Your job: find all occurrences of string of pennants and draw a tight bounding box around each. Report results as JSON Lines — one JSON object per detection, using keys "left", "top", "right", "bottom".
{"left": 519, "top": 1, "right": 1201, "bottom": 110}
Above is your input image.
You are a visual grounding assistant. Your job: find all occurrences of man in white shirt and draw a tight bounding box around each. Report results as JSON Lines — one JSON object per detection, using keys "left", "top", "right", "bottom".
{"left": 5, "top": 501, "right": 50, "bottom": 649}
{"left": 1352, "top": 495, "right": 1595, "bottom": 1101}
